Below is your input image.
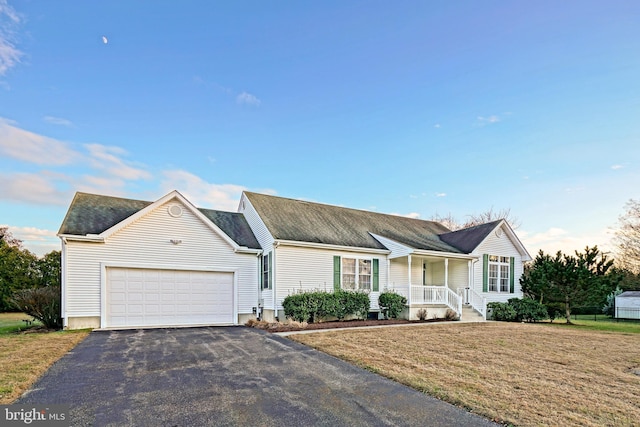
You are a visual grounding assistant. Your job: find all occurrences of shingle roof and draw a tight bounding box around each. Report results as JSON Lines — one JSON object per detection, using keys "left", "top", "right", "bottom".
{"left": 198, "top": 209, "right": 261, "bottom": 249}
{"left": 439, "top": 220, "right": 502, "bottom": 253}
{"left": 243, "top": 192, "right": 463, "bottom": 253}
{"left": 58, "top": 193, "right": 151, "bottom": 236}
{"left": 59, "top": 192, "right": 261, "bottom": 249}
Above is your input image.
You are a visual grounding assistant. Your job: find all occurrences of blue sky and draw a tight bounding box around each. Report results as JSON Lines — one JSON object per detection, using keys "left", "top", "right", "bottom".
{"left": 1, "top": 0, "right": 639, "bottom": 256}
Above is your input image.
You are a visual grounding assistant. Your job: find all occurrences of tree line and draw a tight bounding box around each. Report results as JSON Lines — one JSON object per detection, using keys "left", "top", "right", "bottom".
{"left": 0, "top": 227, "right": 61, "bottom": 326}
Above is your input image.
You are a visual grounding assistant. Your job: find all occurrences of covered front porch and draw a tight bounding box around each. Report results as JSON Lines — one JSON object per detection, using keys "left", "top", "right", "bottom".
{"left": 384, "top": 253, "right": 487, "bottom": 319}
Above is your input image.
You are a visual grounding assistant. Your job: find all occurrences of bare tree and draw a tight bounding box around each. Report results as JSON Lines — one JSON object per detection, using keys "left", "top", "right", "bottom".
{"left": 0, "top": 226, "right": 23, "bottom": 248}
{"left": 613, "top": 199, "right": 640, "bottom": 274}
{"left": 462, "top": 207, "right": 521, "bottom": 230}
{"left": 429, "top": 212, "right": 463, "bottom": 231}
{"left": 431, "top": 208, "right": 520, "bottom": 231}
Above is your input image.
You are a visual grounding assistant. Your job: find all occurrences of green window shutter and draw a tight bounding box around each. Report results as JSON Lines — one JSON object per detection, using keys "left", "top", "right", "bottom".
{"left": 268, "top": 253, "right": 273, "bottom": 290}
{"left": 509, "top": 256, "right": 515, "bottom": 293}
{"left": 333, "top": 256, "right": 341, "bottom": 291}
{"left": 372, "top": 259, "right": 379, "bottom": 292}
{"left": 482, "top": 254, "right": 489, "bottom": 292}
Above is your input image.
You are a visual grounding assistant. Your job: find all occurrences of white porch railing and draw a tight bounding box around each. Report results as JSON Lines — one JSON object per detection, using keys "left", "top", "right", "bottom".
{"left": 467, "top": 288, "right": 487, "bottom": 319}
{"left": 391, "top": 286, "right": 462, "bottom": 315}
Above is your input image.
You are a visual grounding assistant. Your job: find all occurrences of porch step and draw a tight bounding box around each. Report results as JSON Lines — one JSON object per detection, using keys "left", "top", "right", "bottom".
{"left": 461, "top": 305, "right": 485, "bottom": 322}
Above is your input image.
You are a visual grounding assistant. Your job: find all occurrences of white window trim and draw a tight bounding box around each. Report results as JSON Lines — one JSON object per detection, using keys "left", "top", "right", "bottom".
{"left": 488, "top": 255, "right": 510, "bottom": 293}
{"left": 341, "top": 256, "right": 373, "bottom": 291}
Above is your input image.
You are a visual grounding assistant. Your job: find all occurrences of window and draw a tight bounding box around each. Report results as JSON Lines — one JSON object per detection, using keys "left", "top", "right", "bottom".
{"left": 342, "top": 258, "right": 372, "bottom": 291}
{"left": 488, "top": 255, "right": 510, "bottom": 292}
{"left": 261, "top": 253, "right": 271, "bottom": 290}
{"left": 334, "top": 256, "right": 379, "bottom": 292}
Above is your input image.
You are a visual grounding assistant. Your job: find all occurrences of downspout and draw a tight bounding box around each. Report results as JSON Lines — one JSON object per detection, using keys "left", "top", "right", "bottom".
{"left": 256, "top": 252, "right": 262, "bottom": 320}
{"left": 61, "top": 237, "right": 68, "bottom": 329}
{"left": 273, "top": 241, "right": 278, "bottom": 321}
{"left": 407, "top": 255, "right": 412, "bottom": 307}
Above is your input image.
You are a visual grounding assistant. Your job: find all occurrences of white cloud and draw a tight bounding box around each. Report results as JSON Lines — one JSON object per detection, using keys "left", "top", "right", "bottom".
{"left": 0, "top": 172, "right": 71, "bottom": 205}
{"left": 0, "top": 0, "right": 22, "bottom": 76}
{"left": 611, "top": 164, "right": 624, "bottom": 170}
{"left": 476, "top": 115, "right": 501, "bottom": 126}
{"left": 84, "top": 143, "right": 151, "bottom": 180}
{"left": 236, "top": 91, "right": 261, "bottom": 106}
{"left": 161, "top": 169, "right": 250, "bottom": 211}
{"left": 0, "top": 118, "right": 80, "bottom": 165}
{"left": 0, "top": 121, "right": 153, "bottom": 205}
{"left": 43, "top": 116, "right": 73, "bottom": 127}
{"left": 435, "top": 192, "right": 447, "bottom": 197}
{"left": 434, "top": 124, "right": 441, "bottom": 128}
{"left": 390, "top": 212, "right": 421, "bottom": 219}
{"left": 520, "top": 227, "right": 614, "bottom": 256}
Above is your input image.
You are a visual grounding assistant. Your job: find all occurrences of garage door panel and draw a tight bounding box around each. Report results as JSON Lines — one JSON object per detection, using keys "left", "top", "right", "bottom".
{"left": 106, "top": 268, "right": 234, "bottom": 328}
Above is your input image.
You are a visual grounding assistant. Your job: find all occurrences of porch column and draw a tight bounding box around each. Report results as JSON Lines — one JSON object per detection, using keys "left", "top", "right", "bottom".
{"left": 407, "top": 255, "right": 412, "bottom": 306}
{"left": 444, "top": 258, "right": 449, "bottom": 289}
{"left": 386, "top": 257, "right": 390, "bottom": 292}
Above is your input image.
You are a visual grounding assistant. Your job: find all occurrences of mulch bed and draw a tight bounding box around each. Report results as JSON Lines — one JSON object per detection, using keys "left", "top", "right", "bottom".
{"left": 249, "top": 318, "right": 449, "bottom": 333}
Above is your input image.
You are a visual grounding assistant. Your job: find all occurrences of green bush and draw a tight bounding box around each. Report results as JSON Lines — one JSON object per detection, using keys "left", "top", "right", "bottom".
{"left": 488, "top": 298, "right": 548, "bottom": 322}
{"left": 378, "top": 292, "right": 407, "bottom": 319}
{"left": 283, "top": 290, "right": 370, "bottom": 323}
{"left": 10, "top": 286, "right": 62, "bottom": 329}
{"left": 508, "top": 297, "right": 548, "bottom": 322}
{"left": 487, "top": 302, "right": 517, "bottom": 321}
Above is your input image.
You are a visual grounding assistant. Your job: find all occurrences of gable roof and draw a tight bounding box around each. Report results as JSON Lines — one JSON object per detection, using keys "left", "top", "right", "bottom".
{"left": 243, "top": 192, "right": 462, "bottom": 253}
{"left": 59, "top": 192, "right": 261, "bottom": 250}
{"left": 439, "top": 220, "right": 502, "bottom": 253}
{"left": 58, "top": 192, "right": 152, "bottom": 236}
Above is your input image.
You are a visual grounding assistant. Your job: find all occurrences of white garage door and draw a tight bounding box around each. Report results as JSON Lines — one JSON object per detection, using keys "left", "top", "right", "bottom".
{"left": 107, "top": 268, "right": 234, "bottom": 328}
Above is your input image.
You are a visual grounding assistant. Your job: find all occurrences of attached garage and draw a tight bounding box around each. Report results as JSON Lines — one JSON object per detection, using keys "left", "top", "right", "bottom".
{"left": 106, "top": 268, "right": 235, "bottom": 328}
{"left": 59, "top": 190, "right": 262, "bottom": 330}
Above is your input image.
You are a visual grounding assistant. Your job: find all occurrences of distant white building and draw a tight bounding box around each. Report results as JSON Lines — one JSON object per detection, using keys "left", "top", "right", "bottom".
{"left": 615, "top": 291, "right": 640, "bottom": 320}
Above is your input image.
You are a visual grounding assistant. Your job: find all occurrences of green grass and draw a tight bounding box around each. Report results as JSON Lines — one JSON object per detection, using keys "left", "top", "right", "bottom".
{"left": 0, "top": 313, "right": 42, "bottom": 335}
{"left": 545, "top": 317, "right": 640, "bottom": 334}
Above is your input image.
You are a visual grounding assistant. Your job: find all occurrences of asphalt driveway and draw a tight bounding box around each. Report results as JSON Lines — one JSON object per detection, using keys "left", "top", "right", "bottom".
{"left": 18, "top": 327, "right": 497, "bottom": 426}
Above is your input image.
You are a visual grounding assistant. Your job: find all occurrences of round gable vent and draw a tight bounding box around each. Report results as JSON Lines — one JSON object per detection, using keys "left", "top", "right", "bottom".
{"left": 168, "top": 204, "right": 183, "bottom": 218}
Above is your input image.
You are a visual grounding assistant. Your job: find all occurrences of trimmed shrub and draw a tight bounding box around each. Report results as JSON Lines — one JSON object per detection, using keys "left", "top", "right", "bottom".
{"left": 10, "top": 286, "right": 62, "bottom": 329}
{"left": 487, "top": 302, "right": 517, "bottom": 321}
{"left": 508, "top": 297, "right": 548, "bottom": 322}
{"left": 488, "top": 298, "right": 548, "bottom": 322}
{"left": 282, "top": 290, "right": 370, "bottom": 323}
{"left": 378, "top": 292, "right": 407, "bottom": 319}
{"left": 416, "top": 308, "right": 428, "bottom": 321}
{"left": 443, "top": 308, "right": 458, "bottom": 321}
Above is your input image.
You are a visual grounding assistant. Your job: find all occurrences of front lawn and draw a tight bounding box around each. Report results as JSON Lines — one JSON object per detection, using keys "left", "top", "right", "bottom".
{"left": 0, "top": 313, "right": 90, "bottom": 403}
{"left": 0, "top": 312, "right": 42, "bottom": 334}
{"left": 290, "top": 322, "right": 640, "bottom": 426}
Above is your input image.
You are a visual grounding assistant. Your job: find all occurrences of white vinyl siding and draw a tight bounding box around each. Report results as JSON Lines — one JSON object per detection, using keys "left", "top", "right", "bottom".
{"left": 471, "top": 225, "right": 524, "bottom": 304}
{"left": 238, "top": 195, "right": 276, "bottom": 309}
{"left": 64, "top": 200, "right": 259, "bottom": 323}
{"left": 274, "top": 245, "right": 387, "bottom": 311}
